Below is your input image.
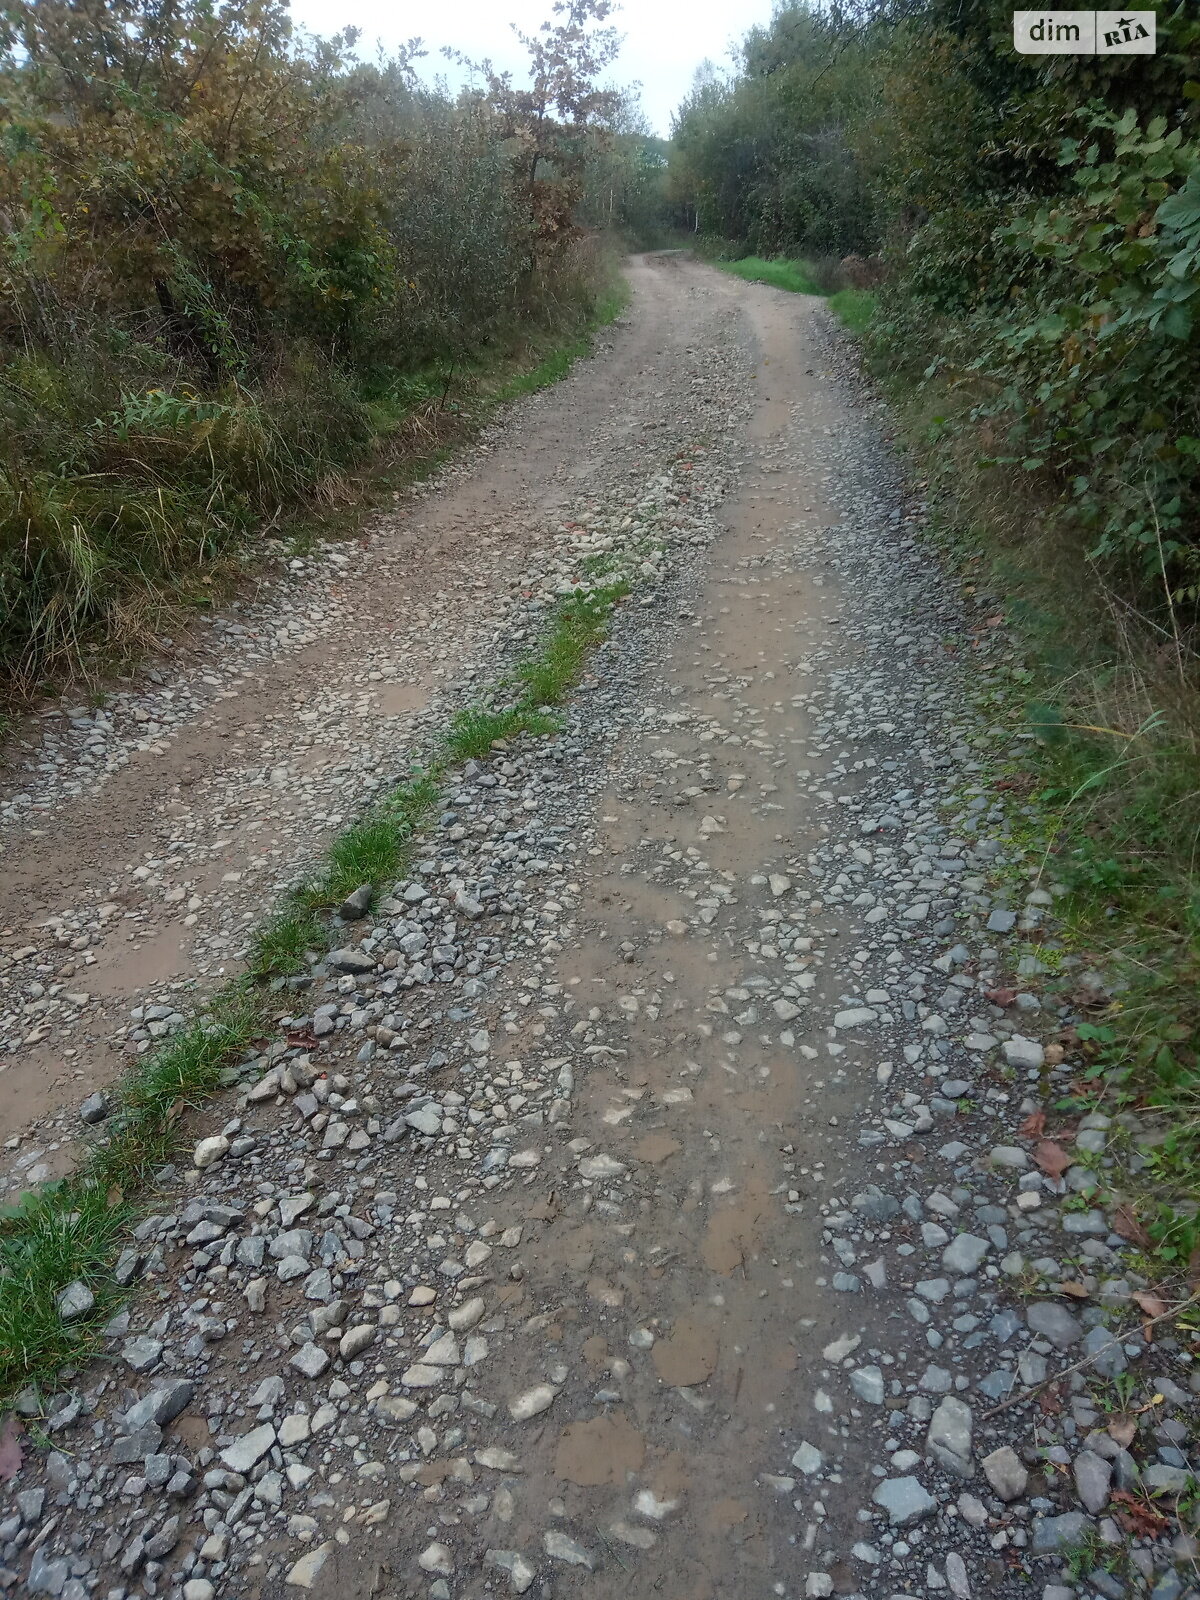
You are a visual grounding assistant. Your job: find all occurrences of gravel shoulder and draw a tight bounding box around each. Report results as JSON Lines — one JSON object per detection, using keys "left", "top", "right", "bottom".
{"left": 3, "top": 258, "right": 1196, "bottom": 1600}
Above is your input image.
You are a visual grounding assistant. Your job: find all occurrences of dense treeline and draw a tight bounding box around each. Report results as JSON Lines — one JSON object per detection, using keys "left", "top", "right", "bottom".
{"left": 669, "top": 0, "right": 1200, "bottom": 607}
{"left": 0, "top": 0, "right": 631, "bottom": 692}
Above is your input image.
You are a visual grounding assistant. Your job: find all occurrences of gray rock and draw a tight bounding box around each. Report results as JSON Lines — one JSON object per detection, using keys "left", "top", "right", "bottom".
{"left": 1026, "top": 1301, "right": 1083, "bottom": 1350}
{"left": 338, "top": 883, "right": 373, "bottom": 920}
{"left": 80, "top": 1092, "right": 109, "bottom": 1124}
{"left": 927, "top": 1395, "right": 973, "bottom": 1477}
{"left": 1002, "top": 1035, "right": 1044, "bottom": 1069}
{"left": 328, "top": 947, "right": 375, "bottom": 973}
{"left": 121, "top": 1335, "right": 164, "bottom": 1373}
{"left": 220, "top": 1423, "right": 276, "bottom": 1474}
{"left": 122, "top": 1380, "right": 194, "bottom": 1431}
{"left": 943, "top": 1233, "right": 989, "bottom": 1275}
{"left": 28, "top": 1548, "right": 71, "bottom": 1596}
{"left": 872, "top": 1476, "right": 937, "bottom": 1525}
{"left": 1082, "top": 1324, "right": 1127, "bottom": 1378}
{"left": 791, "top": 1441, "right": 824, "bottom": 1475}
{"left": 982, "top": 1445, "right": 1028, "bottom": 1501}
{"left": 56, "top": 1280, "right": 94, "bottom": 1322}
{"left": 290, "top": 1342, "right": 331, "bottom": 1379}
{"left": 405, "top": 1104, "right": 443, "bottom": 1137}
{"left": 1143, "top": 1464, "right": 1193, "bottom": 1494}
{"left": 285, "top": 1542, "right": 334, "bottom": 1588}
{"left": 851, "top": 1366, "right": 885, "bottom": 1405}
{"left": 987, "top": 909, "right": 1017, "bottom": 933}
{"left": 543, "top": 1531, "right": 595, "bottom": 1570}
{"left": 1072, "top": 1451, "right": 1112, "bottom": 1513}
{"left": 17, "top": 1487, "right": 45, "bottom": 1523}
{"left": 1030, "top": 1512, "right": 1093, "bottom": 1553}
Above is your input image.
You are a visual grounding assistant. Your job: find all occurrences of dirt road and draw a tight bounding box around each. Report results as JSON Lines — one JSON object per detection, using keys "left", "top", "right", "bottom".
{"left": 6, "top": 257, "right": 1188, "bottom": 1600}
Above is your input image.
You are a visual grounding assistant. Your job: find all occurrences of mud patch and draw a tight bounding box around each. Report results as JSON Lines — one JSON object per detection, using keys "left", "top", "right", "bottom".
{"left": 651, "top": 1314, "right": 719, "bottom": 1387}
{"left": 554, "top": 1413, "right": 646, "bottom": 1486}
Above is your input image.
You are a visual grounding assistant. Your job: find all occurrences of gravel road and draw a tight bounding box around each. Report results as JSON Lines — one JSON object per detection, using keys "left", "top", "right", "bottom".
{"left": 3, "top": 255, "right": 1195, "bottom": 1600}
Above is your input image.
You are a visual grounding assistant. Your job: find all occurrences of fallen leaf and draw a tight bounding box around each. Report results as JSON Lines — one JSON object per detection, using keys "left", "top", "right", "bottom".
{"left": 1132, "top": 1290, "right": 1168, "bottom": 1320}
{"left": 1034, "top": 1139, "right": 1075, "bottom": 1178}
{"left": 985, "top": 987, "right": 1017, "bottom": 1007}
{"left": 1020, "top": 1110, "right": 1047, "bottom": 1141}
{"left": 1059, "top": 1281, "right": 1090, "bottom": 1299}
{"left": 1112, "top": 1204, "right": 1153, "bottom": 1251}
{"left": 1107, "top": 1415, "right": 1137, "bottom": 1449}
{"left": 1037, "top": 1383, "right": 1064, "bottom": 1415}
{"left": 1111, "top": 1488, "right": 1169, "bottom": 1536}
{"left": 0, "top": 1414, "right": 22, "bottom": 1483}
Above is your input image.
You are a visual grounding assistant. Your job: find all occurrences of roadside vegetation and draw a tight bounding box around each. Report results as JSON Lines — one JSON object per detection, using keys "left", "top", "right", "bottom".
{"left": 0, "top": 0, "right": 652, "bottom": 701}
{"left": 665, "top": 0, "right": 1200, "bottom": 1271}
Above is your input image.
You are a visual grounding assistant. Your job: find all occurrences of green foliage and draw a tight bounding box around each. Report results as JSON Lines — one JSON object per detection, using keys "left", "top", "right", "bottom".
{"left": 247, "top": 907, "right": 324, "bottom": 978}
{"left": 668, "top": 7, "right": 879, "bottom": 255}
{"left": 669, "top": 0, "right": 1200, "bottom": 606}
{"left": 0, "top": 0, "right": 626, "bottom": 697}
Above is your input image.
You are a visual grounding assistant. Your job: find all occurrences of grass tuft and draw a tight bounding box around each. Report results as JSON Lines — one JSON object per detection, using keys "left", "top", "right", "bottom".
{"left": 445, "top": 705, "right": 560, "bottom": 761}
{"left": 516, "top": 582, "right": 630, "bottom": 706}
{"left": 247, "top": 906, "right": 325, "bottom": 979}
{"left": 0, "top": 1183, "right": 134, "bottom": 1398}
{"left": 718, "top": 256, "right": 822, "bottom": 295}
{"left": 83, "top": 989, "right": 262, "bottom": 1192}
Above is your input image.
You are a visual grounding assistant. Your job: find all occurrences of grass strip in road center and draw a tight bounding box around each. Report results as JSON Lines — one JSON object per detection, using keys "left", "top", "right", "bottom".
{"left": 0, "top": 575, "right": 635, "bottom": 1403}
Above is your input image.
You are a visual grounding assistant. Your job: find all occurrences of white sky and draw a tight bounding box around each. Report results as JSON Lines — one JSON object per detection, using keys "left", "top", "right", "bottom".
{"left": 287, "top": 0, "right": 776, "bottom": 135}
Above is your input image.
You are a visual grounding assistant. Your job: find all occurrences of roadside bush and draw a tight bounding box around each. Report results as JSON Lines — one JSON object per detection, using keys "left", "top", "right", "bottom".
{"left": 0, "top": 0, "right": 623, "bottom": 694}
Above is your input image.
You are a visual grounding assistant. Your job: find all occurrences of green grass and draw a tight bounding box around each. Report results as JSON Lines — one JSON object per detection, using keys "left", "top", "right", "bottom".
{"left": 445, "top": 705, "right": 560, "bottom": 761}
{"left": 719, "top": 256, "right": 822, "bottom": 295}
{"left": 516, "top": 582, "right": 629, "bottom": 705}
{"left": 82, "top": 988, "right": 262, "bottom": 1192}
{"left": 829, "top": 288, "right": 876, "bottom": 334}
{"left": 247, "top": 905, "right": 325, "bottom": 979}
{"left": 0, "top": 986, "right": 261, "bottom": 1398}
{"left": 717, "top": 257, "right": 875, "bottom": 335}
{"left": 1, "top": 268, "right": 630, "bottom": 711}
{"left": 0, "top": 1183, "right": 134, "bottom": 1397}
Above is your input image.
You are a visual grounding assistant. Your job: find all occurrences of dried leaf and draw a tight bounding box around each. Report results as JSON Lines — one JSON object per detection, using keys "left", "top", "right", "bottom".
{"left": 1037, "top": 1383, "right": 1064, "bottom": 1415}
{"left": 1132, "top": 1290, "right": 1168, "bottom": 1320}
{"left": 1107, "top": 1415, "right": 1137, "bottom": 1449}
{"left": 1034, "top": 1139, "right": 1075, "bottom": 1178}
{"left": 1020, "top": 1110, "right": 1047, "bottom": 1141}
{"left": 0, "top": 1414, "right": 22, "bottom": 1483}
{"left": 1112, "top": 1204, "right": 1153, "bottom": 1251}
{"left": 1059, "top": 1281, "right": 1090, "bottom": 1299}
{"left": 1111, "top": 1489, "right": 1169, "bottom": 1536}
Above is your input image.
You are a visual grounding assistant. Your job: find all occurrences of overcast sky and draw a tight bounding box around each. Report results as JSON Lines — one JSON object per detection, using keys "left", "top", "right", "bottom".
{"left": 287, "top": 0, "right": 776, "bottom": 135}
